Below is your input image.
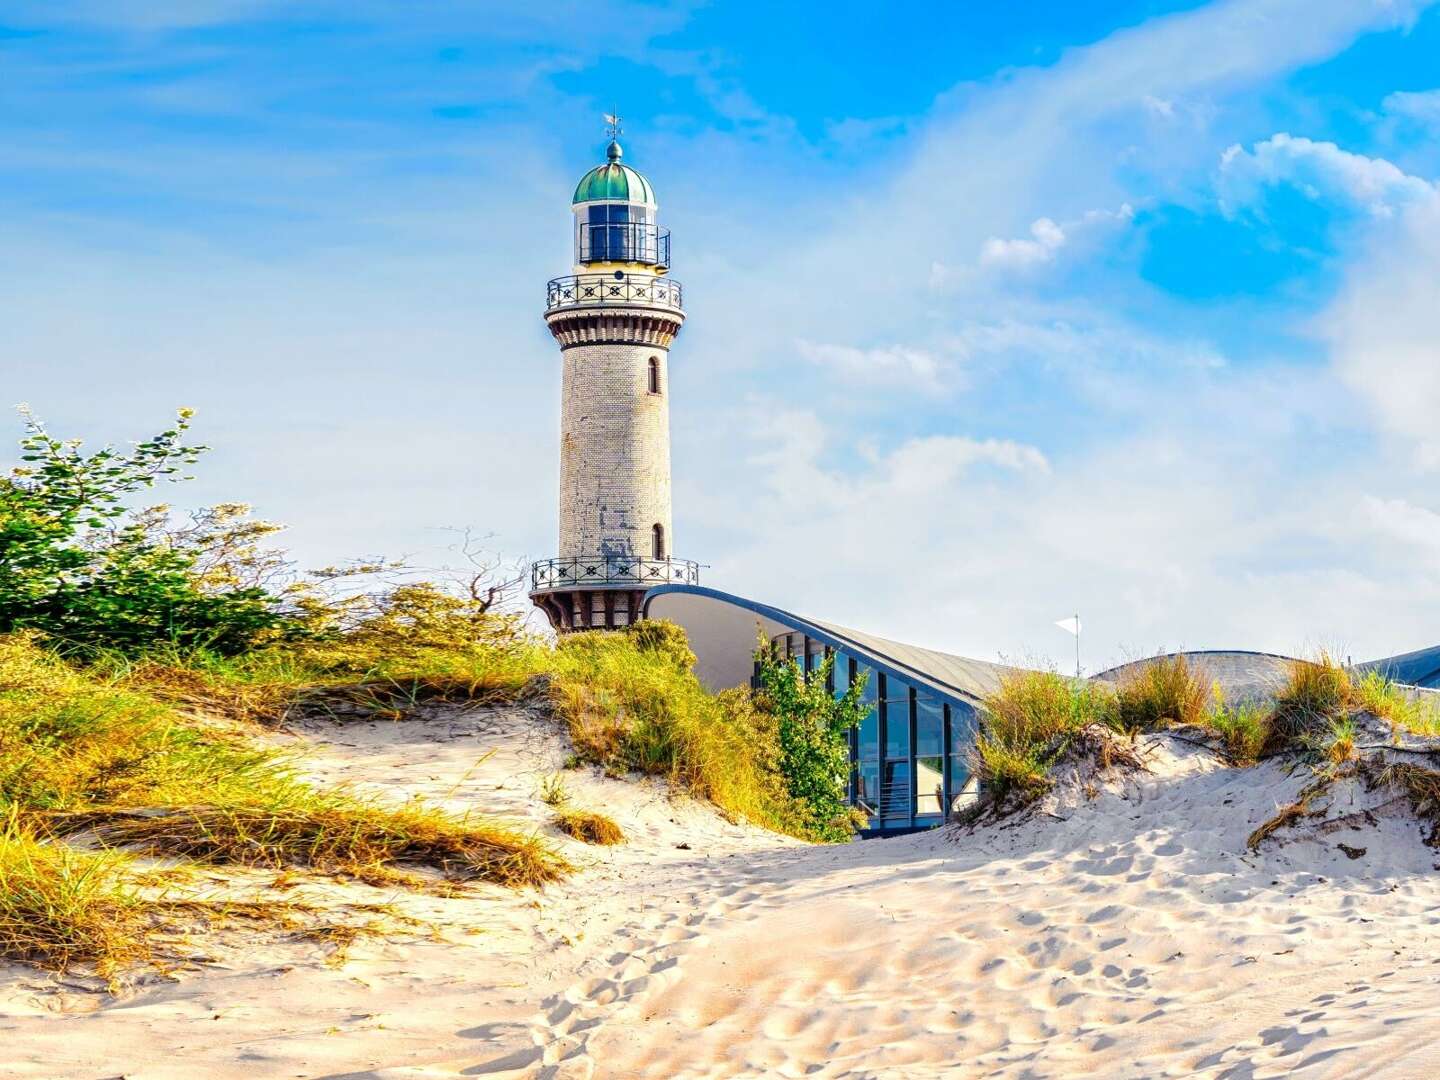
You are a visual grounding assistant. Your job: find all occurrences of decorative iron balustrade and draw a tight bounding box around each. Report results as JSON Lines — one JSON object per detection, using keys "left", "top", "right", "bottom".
{"left": 578, "top": 222, "right": 670, "bottom": 267}
{"left": 545, "top": 273, "right": 684, "bottom": 313}
{"left": 530, "top": 555, "right": 701, "bottom": 592}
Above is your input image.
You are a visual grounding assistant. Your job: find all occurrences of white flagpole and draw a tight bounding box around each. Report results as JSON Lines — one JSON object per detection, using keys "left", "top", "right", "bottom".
{"left": 1074, "top": 613, "right": 1080, "bottom": 679}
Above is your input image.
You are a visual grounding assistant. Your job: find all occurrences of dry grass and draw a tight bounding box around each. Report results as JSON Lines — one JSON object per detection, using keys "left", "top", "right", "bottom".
{"left": 70, "top": 794, "right": 569, "bottom": 888}
{"left": 0, "top": 812, "right": 148, "bottom": 984}
{"left": 1115, "top": 655, "right": 1209, "bottom": 733}
{"left": 553, "top": 808, "right": 625, "bottom": 846}
{"left": 546, "top": 628, "right": 817, "bottom": 839}
{"left": 1366, "top": 761, "right": 1440, "bottom": 846}
{"left": 1269, "top": 653, "right": 1353, "bottom": 750}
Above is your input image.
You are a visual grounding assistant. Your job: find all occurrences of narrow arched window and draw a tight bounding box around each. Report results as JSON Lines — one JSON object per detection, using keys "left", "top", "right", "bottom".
{"left": 647, "top": 356, "right": 661, "bottom": 395}
{"left": 652, "top": 523, "right": 665, "bottom": 559}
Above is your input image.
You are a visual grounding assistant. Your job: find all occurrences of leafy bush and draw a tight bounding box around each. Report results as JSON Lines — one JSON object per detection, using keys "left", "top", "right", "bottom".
{"left": 754, "top": 643, "right": 872, "bottom": 842}
{"left": 0, "top": 410, "right": 287, "bottom": 654}
{"left": 1115, "top": 654, "right": 1208, "bottom": 733}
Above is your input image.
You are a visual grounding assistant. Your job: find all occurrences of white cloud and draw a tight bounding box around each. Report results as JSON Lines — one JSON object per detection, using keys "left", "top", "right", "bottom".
{"left": 980, "top": 218, "right": 1068, "bottom": 268}
{"left": 1218, "top": 133, "right": 1438, "bottom": 216}
{"left": 1358, "top": 495, "right": 1440, "bottom": 558}
{"left": 979, "top": 205, "right": 1134, "bottom": 270}
{"left": 795, "top": 340, "right": 943, "bottom": 388}
{"left": 884, "top": 436, "right": 1050, "bottom": 494}
{"left": 1382, "top": 88, "right": 1440, "bottom": 125}
{"left": 1321, "top": 198, "right": 1440, "bottom": 468}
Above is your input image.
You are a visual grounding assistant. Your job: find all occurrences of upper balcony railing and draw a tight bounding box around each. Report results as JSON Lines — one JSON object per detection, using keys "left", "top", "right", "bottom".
{"left": 578, "top": 222, "right": 670, "bottom": 268}
{"left": 530, "top": 555, "right": 700, "bottom": 593}
{"left": 546, "top": 272, "right": 683, "bottom": 313}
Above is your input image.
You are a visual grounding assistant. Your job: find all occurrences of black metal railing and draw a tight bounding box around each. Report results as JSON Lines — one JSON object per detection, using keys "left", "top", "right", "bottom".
{"left": 577, "top": 222, "right": 670, "bottom": 267}
{"left": 545, "top": 272, "right": 683, "bottom": 313}
{"left": 529, "top": 555, "right": 700, "bottom": 592}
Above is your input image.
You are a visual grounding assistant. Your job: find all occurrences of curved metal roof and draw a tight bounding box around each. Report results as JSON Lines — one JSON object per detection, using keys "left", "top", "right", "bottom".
{"left": 1358, "top": 644, "right": 1440, "bottom": 689}
{"left": 643, "top": 584, "right": 1017, "bottom": 707}
{"left": 1092, "top": 650, "right": 1299, "bottom": 702}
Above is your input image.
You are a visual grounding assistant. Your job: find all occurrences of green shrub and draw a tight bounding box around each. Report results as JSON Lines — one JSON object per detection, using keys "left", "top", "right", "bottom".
{"left": 1115, "top": 655, "right": 1208, "bottom": 733}
{"left": 754, "top": 643, "right": 872, "bottom": 842}
{"left": 0, "top": 409, "right": 288, "bottom": 655}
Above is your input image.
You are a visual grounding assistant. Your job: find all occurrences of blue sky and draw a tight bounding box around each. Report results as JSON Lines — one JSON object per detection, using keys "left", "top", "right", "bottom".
{"left": 4, "top": 0, "right": 1440, "bottom": 668}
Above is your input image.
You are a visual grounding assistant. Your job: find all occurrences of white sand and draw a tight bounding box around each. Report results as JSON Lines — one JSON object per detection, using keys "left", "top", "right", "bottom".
{"left": 4, "top": 705, "right": 1440, "bottom": 1079}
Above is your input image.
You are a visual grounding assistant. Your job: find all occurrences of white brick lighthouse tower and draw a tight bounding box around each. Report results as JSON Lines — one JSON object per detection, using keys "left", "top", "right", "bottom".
{"left": 529, "top": 125, "right": 700, "bottom": 631}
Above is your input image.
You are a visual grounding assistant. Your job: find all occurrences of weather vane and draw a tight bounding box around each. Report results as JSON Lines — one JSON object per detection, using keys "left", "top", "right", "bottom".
{"left": 603, "top": 111, "right": 623, "bottom": 139}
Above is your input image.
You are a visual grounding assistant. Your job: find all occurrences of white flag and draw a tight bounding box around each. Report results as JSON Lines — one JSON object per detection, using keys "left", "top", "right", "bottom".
{"left": 1055, "top": 615, "right": 1081, "bottom": 636}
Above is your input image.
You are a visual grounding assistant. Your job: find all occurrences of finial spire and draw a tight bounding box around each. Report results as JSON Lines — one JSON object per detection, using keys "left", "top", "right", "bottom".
{"left": 603, "top": 111, "right": 624, "bottom": 161}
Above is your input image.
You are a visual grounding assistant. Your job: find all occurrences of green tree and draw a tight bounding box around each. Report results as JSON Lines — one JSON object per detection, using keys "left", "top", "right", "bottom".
{"left": 755, "top": 639, "right": 871, "bottom": 841}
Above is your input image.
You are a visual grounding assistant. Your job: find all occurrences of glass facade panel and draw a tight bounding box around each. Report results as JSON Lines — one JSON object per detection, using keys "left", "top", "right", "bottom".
{"left": 881, "top": 760, "right": 911, "bottom": 821}
{"left": 916, "top": 756, "right": 944, "bottom": 816}
{"left": 915, "top": 694, "right": 943, "bottom": 757}
{"left": 882, "top": 676, "right": 911, "bottom": 760}
{"left": 856, "top": 708, "right": 879, "bottom": 817}
{"left": 831, "top": 651, "right": 852, "bottom": 696}
{"left": 856, "top": 664, "right": 878, "bottom": 704}
{"left": 950, "top": 701, "right": 978, "bottom": 741}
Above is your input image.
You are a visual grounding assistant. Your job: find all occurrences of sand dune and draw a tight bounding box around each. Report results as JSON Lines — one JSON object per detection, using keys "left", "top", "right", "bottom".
{"left": 3, "top": 705, "right": 1439, "bottom": 1079}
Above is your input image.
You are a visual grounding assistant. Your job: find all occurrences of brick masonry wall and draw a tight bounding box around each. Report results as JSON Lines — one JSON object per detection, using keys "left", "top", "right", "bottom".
{"left": 558, "top": 341, "right": 672, "bottom": 560}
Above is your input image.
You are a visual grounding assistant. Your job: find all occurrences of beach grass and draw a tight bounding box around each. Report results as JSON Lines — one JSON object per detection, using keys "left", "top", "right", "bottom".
{"left": 0, "top": 811, "right": 147, "bottom": 983}
{"left": 1114, "top": 654, "right": 1209, "bottom": 733}
{"left": 970, "top": 670, "right": 1119, "bottom": 804}
{"left": 553, "top": 808, "right": 625, "bottom": 846}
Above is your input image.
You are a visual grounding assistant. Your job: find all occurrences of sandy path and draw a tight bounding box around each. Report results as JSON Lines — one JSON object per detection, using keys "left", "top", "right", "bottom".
{"left": 525, "top": 740, "right": 1440, "bottom": 1079}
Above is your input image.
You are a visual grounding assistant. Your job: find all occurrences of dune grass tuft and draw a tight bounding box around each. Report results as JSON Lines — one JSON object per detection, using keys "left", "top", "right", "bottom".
{"left": 1354, "top": 671, "right": 1440, "bottom": 737}
{"left": 553, "top": 808, "right": 625, "bottom": 846}
{"left": 0, "top": 812, "right": 147, "bottom": 983}
{"left": 969, "top": 670, "right": 1119, "bottom": 806}
{"left": 1203, "top": 694, "right": 1272, "bottom": 764}
{"left": 1269, "top": 653, "right": 1353, "bottom": 750}
{"left": 1114, "top": 654, "right": 1209, "bottom": 734}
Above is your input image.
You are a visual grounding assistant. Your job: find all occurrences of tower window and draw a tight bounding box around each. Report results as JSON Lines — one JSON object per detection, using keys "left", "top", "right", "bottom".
{"left": 652, "top": 523, "right": 665, "bottom": 559}
{"left": 647, "top": 356, "right": 661, "bottom": 395}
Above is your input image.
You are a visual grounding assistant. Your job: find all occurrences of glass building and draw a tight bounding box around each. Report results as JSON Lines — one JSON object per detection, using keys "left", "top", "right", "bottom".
{"left": 643, "top": 585, "right": 1002, "bottom": 836}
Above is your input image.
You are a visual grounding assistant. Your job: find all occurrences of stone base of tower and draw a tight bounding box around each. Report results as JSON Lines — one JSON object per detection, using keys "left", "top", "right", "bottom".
{"left": 530, "top": 587, "right": 649, "bottom": 633}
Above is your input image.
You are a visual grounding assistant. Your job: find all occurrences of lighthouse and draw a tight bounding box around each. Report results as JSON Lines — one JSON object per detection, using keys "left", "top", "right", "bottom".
{"left": 529, "top": 124, "right": 700, "bottom": 632}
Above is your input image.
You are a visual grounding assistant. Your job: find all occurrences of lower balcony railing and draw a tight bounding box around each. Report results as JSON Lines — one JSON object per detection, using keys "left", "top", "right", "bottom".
{"left": 545, "top": 272, "right": 683, "bottom": 313}
{"left": 530, "top": 555, "right": 700, "bottom": 593}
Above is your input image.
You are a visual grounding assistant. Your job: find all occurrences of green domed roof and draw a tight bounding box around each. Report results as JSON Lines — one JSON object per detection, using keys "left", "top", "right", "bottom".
{"left": 572, "top": 140, "right": 656, "bottom": 206}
